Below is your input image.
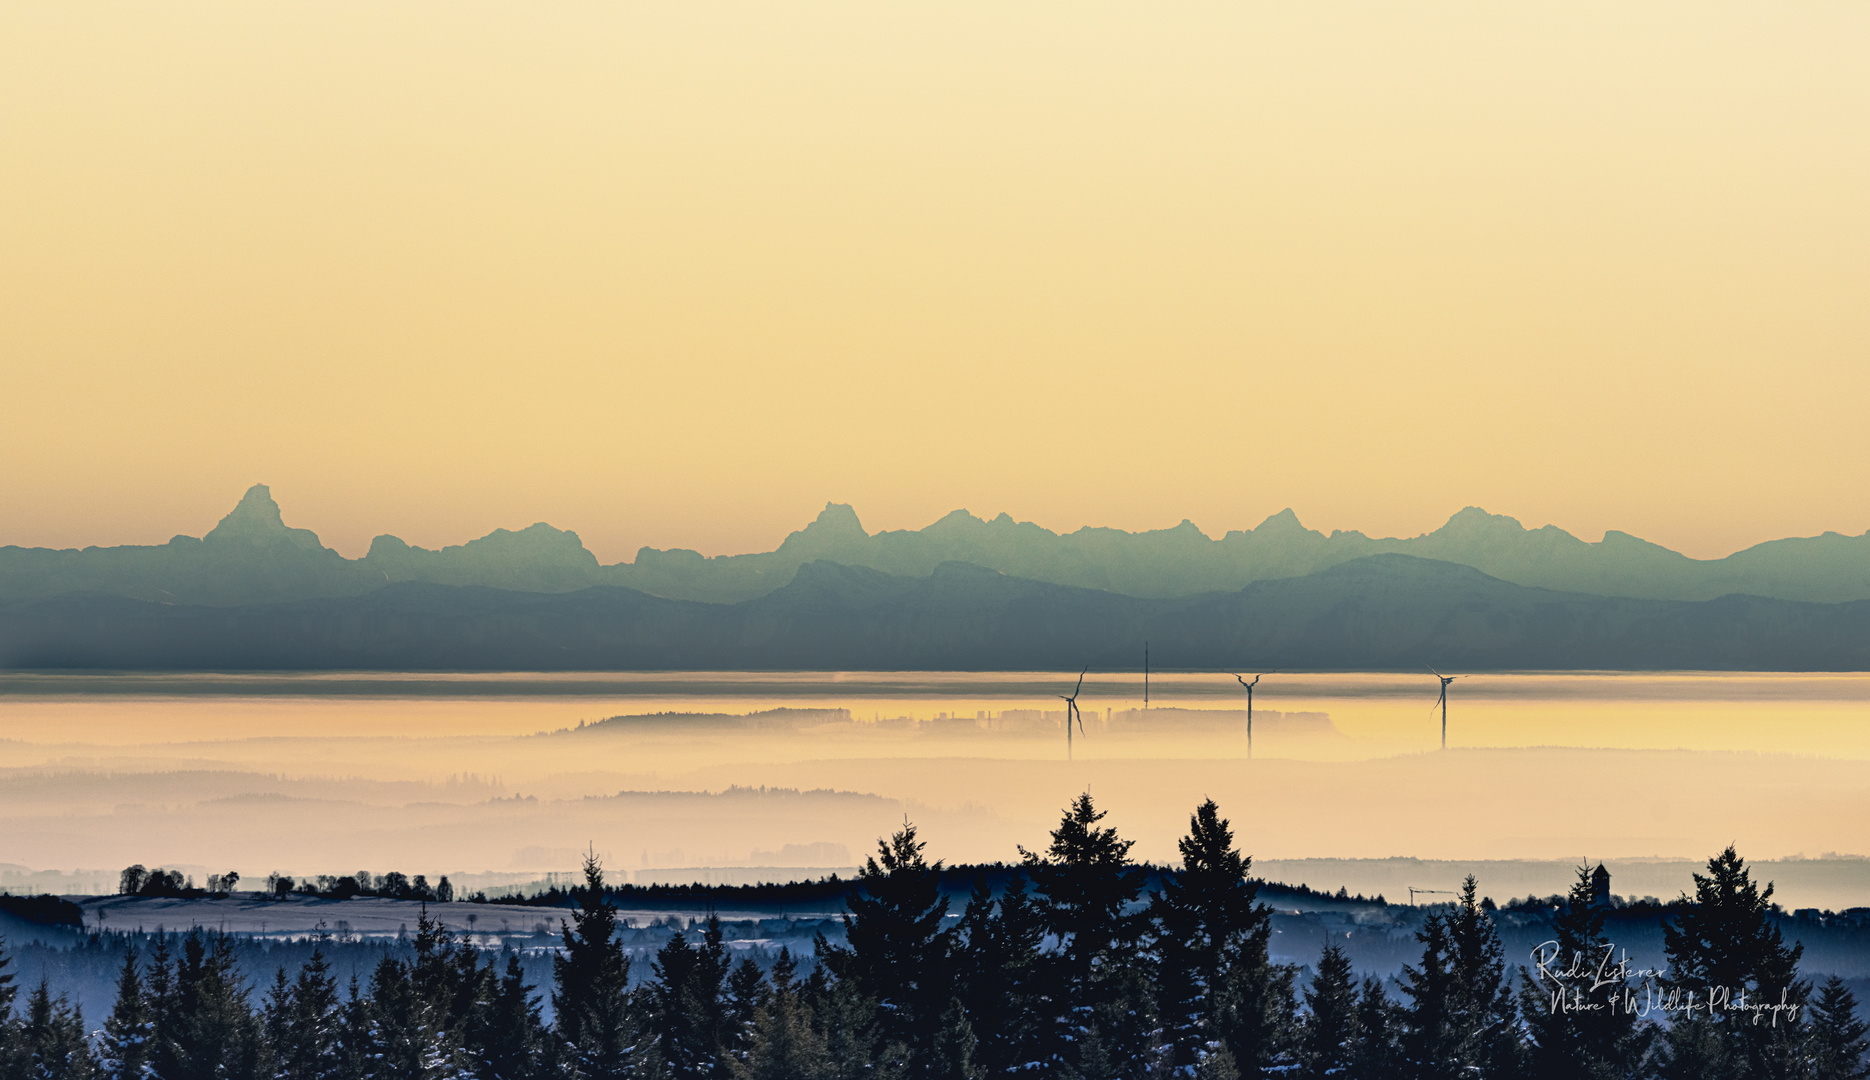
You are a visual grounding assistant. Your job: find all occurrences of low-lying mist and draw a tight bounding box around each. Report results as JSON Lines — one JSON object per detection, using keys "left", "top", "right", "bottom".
{"left": 3, "top": 671, "right": 1870, "bottom": 907}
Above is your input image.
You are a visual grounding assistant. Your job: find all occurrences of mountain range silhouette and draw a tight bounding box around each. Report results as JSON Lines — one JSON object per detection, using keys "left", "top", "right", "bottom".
{"left": 4, "top": 484, "right": 1869, "bottom": 607}
{"left": 5, "top": 486, "right": 1869, "bottom": 670}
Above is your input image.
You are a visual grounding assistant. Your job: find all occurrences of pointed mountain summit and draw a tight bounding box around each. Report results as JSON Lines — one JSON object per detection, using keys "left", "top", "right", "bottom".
{"left": 925, "top": 508, "right": 989, "bottom": 535}
{"left": 776, "top": 502, "right": 869, "bottom": 555}
{"left": 807, "top": 502, "right": 868, "bottom": 539}
{"left": 9, "top": 486, "right": 1870, "bottom": 608}
{"left": 1414, "top": 506, "right": 1585, "bottom": 558}
{"left": 203, "top": 484, "right": 326, "bottom": 550}
{"left": 1431, "top": 506, "right": 1532, "bottom": 538}
{"left": 1253, "top": 508, "right": 1315, "bottom": 537}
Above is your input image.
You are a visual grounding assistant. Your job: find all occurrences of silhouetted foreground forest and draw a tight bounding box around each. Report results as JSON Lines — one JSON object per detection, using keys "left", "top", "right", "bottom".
{"left": 2, "top": 796, "right": 1868, "bottom": 1079}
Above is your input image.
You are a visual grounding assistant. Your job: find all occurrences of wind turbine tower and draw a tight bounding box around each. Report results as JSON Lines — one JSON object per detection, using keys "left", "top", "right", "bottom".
{"left": 1060, "top": 667, "right": 1088, "bottom": 760}
{"left": 1429, "top": 668, "right": 1459, "bottom": 749}
{"left": 1233, "top": 673, "right": 1266, "bottom": 758}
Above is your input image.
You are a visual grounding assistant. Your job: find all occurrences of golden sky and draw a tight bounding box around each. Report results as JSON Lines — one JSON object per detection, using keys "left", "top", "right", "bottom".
{"left": 3, "top": 2, "right": 1866, "bottom": 562}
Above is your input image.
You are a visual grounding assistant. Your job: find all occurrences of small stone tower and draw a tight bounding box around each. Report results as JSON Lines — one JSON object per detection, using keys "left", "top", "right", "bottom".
{"left": 1591, "top": 863, "right": 1612, "bottom": 908}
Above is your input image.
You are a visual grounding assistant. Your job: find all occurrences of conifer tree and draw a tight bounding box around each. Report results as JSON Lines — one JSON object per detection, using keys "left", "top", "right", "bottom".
{"left": 952, "top": 872, "right": 1045, "bottom": 1073}
{"left": 817, "top": 823, "right": 952, "bottom": 1069}
{"left": 362, "top": 930, "right": 475, "bottom": 1080}
{"left": 268, "top": 943, "right": 342, "bottom": 1080}
{"left": 1298, "top": 944, "right": 1360, "bottom": 1080}
{"left": 1398, "top": 878, "right": 1516, "bottom": 1079}
{"left": 20, "top": 981, "right": 94, "bottom": 1080}
{"left": 99, "top": 949, "right": 154, "bottom": 1080}
{"left": 1658, "top": 846, "right": 1808, "bottom": 1080}
{"left": 262, "top": 969, "right": 294, "bottom": 1078}
{"left": 1402, "top": 906, "right": 1462, "bottom": 1070}
{"left": 154, "top": 931, "right": 261, "bottom": 1080}
{"left": 1809, "top": 976, "right": 1870, "bottom": 1080}
{"left": 723, "top": 957, "right": 769, "bottom": 1064}
{"left": 923, "top": 999, "right": 980, "bottom": 1080}
{"left": 1445, "top": 877, "right": 1520, "bottom": 1077}
{"left": 361, "top": 956, "right": 443, "bottom": 1080}
{"left": 732, "top": 952, "right": 830, "bottom": 1080}
{"left": 333, "top": 979, "right": 374, "bottom": 1080}
{"left": 139, "top": 940, "right": 173, "bottom": 1080}
{"left": 478, "top": 953, "right": 547, "bottom": 1080}
{"left": 0, "top": 936, "right": 16, "bottom": 1064}
{"left": 551, "top": 853, "right": 643, "bottom": 1079}
{"left": 1518, "top": 864, "right": 1649, "bottom": 1080}
{"left": 648, "top": 917, "right": 732, "bottom": 1078}
{"left": 1656, "top": 1015, "right": 1740, "bottom": 1080}
{"left": 1194, "top": 1043, "right": 1240, "bottom": 1080}
{"left": 1351, "top": 977, "right": 1404, "bottom": 1080}
{"left": 1022, "top": 793, "right": 1156, "bottom": 1077}
{"left": 409, "top": 910, "right": 480, "bottom": 1073}
{"left": 800, "top": 970, "right": 896, "bottom": 1080}
{"left": 1153, "top": 799, "right": 1294, "bottom": 1072}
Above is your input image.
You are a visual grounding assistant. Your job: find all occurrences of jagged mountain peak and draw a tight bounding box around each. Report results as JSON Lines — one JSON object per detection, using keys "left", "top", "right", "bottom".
{"left": 927, "top": 508, "right": 987, "bottom": 532}
{"left": 793, "top": 502, "right": 867, "bottom": 541}
{"left": 203, "top": 484, "right": 324, "bottom": 551}
{"left": 1434, "top": 506, "right": 1527, "bottom": 536}
{"left": 11, "top": 486, "right": 1870, "bottom": 610}
{"left": 1252, "top": 508, "right": 1315, "bottom": 537}
{"left": 466, "top": 522, "right": 588, "bottom": 549}
{"left": 213, "top": 484, "right": 284, "bottom": 530}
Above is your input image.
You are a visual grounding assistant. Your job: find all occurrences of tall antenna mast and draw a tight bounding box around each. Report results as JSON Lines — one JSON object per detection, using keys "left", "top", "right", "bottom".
{"left": 1144, "top": 641, "right": 1149, "bottom": 708}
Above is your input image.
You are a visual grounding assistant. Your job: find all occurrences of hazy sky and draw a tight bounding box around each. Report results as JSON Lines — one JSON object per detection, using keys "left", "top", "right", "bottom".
{"left": 3, "top": 2, "right": 1866, "bottom": 561}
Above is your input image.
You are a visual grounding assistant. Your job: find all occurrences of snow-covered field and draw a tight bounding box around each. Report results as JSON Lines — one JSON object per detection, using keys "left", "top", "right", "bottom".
{"left": 77, "top": 893, "right": 850, "bottom": 951}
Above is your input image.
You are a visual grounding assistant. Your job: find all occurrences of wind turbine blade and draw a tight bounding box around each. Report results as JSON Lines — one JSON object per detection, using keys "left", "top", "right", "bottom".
{"left": 1074, "top": 667, "right": 1087, "bottom": 697}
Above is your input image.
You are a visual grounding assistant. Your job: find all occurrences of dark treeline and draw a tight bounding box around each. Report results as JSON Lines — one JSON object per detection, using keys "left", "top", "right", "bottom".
{"left": 485, "top": 862, "right": 1386, "bottom": 914}
{"left": 4, "top": 796, "right": 1870, "bottom": 1079}
{"left": 119, "top": 866, "right": 462, "bottom": 904}
{"left": 0, "top": 896, "right": 82, "bottom": 931}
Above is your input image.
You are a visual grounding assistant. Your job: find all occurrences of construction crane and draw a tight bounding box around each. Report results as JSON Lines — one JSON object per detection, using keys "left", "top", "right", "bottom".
{"left": 1407, "top": 887, "right": 1456, "bottom": 906}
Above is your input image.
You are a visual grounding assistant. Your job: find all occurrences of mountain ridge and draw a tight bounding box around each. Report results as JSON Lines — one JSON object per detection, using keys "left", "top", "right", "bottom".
{"left": 5, "top": 553, "right": 1867, "bottom": 671}
{"left": 4, "top": 485, "right": 1870, "bottom": 607}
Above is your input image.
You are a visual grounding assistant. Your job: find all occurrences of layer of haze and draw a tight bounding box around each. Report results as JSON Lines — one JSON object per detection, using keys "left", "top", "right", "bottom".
{"left": 4, "top": 2, "right": 1868, "bottom": 559}
{"left": 6, "top": 672, "right": 1870, "bottom": 907}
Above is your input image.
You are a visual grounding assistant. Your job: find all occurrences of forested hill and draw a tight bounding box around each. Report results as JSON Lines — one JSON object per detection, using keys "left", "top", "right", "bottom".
{"left": 6, "top": 554, "right": 1869, "bottom": 671}
{"left": 6, "top": 484, "right": 1870, "bottom": 608}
